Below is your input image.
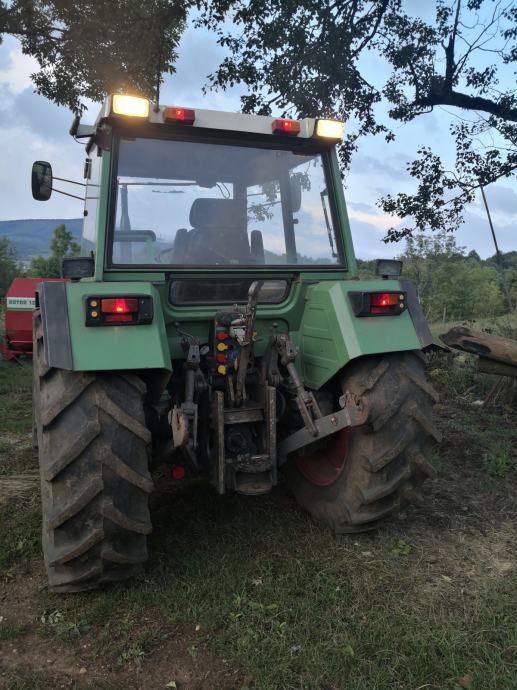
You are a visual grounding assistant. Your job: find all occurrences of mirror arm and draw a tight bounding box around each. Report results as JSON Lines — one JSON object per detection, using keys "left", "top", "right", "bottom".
{"left": 53, "top": 176, "right": 87, "bottom": 188}
{"left": 52, "top": 187, "right": 85, "bottom": 201}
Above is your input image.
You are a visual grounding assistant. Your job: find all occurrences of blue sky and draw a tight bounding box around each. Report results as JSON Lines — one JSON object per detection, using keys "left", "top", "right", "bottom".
{"left": 0, "top": 16, "right": 515, "bottom": 260}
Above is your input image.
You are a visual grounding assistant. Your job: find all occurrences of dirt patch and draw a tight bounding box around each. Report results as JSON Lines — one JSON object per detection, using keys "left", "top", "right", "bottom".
{"left": 0, "top": 561, "right": 241, "bottom": 690}
{"left": 0, "top": 631, "right": 241, "bottom": 690}
{"left": 0, "top": 432, "right": 33, "bottom": 451}
{"left": 415, "top": 520, "right": 517, "bottom": 596}
{"left": 0, "top": 473, "right": 39, "bottom": 506}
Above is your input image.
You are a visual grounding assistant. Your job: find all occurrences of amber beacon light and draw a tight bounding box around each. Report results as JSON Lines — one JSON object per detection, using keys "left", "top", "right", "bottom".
{"left": 111, "top": 95, "right": 150, "bottom": 118}
{"left": 315, "top": 119, "right": 344, "bottom": 139}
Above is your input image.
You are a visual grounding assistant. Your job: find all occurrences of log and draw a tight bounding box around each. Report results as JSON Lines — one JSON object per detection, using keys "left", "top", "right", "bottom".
{"left": 440, "top": 326, "right": 517, "bottom": 367}
{"left": 477, "top": 358, "right": 517, "bottom": 379}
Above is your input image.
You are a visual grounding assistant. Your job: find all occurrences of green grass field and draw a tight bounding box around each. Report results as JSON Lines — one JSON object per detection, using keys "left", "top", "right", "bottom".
{"left": 0, "top": 354, "right": 516, "bottom": 690}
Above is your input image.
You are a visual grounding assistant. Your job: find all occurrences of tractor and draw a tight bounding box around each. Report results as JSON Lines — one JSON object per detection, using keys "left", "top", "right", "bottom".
{"left": 31, "top": 94, "right": 439, "bottom": 592}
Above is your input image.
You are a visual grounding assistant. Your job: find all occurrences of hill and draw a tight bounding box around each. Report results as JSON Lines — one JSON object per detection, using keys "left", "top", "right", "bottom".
{"left": 0, "top": 218, "right": 82, "bottom": 260}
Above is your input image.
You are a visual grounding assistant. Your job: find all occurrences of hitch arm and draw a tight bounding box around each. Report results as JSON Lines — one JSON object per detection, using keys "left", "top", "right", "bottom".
{"left": 278, "top": 393, "right": 368, "bottom": 462}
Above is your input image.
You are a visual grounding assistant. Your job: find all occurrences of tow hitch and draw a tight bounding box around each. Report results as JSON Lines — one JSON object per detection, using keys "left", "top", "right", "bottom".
{"left": 278, "top": 391, "right": 368, "bottom": 461}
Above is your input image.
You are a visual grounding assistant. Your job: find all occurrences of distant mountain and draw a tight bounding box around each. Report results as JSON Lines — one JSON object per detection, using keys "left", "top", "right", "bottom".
{"left": 0, "top": 218, "right": 82, "bottom": 260}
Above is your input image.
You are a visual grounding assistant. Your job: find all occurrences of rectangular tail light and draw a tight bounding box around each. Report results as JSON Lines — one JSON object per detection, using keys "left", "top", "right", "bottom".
{"left": 349, "top": 291, "right": 406, "bottom": 317}
{"left": 85, "top": 295, "right": 153, "bottom": 326}
{"left": 163, "top": 107, "right": 195, "bottom": 125}
{"left": 272, "top": 118, "right": 301, "bottom": 135}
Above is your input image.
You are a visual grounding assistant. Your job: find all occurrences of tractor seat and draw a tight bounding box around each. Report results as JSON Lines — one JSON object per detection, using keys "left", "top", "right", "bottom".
{"left": 186, "top": 198, "right": 251, "bottom": 264}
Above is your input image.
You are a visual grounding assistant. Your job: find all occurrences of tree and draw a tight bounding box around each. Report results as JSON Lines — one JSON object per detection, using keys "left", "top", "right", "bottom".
{"left": 199, "top": 0, "right": 516, "bottom": 240}
{"left": 30, "top": 224, "right": 80, "bottom": 278}
{"left": 0, "top": 238, "right": 20, "bottom": 297}
{"left": 0, "top": 1, "right": 188, "bottom": 112}
{"left": 398, "top": 230, "right": 504, "bottom": 321}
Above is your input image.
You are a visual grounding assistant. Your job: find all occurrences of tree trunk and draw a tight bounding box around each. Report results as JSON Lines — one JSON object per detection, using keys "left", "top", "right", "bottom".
{"left": 441, "top": 326, "right": 517, "bottom": 369}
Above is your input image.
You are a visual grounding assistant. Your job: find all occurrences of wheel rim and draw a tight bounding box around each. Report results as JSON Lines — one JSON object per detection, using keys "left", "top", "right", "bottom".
{"left": 295, "top": 427, "right": 351, "bottom": 487}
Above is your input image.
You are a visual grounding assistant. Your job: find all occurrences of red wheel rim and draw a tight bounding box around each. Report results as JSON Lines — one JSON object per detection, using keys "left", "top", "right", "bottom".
{"left": 295, "top": 427, "right": 351, "bottom": 487}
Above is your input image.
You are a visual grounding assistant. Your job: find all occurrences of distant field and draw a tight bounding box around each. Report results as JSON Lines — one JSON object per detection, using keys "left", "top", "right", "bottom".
{"left": 0, "top": 353, "right": 516, "bottom": 690}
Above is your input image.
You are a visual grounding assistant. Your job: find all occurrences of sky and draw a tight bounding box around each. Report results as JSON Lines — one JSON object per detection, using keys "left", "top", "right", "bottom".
{"left": 0, "top": 15, "right": 515, "bottom": 261}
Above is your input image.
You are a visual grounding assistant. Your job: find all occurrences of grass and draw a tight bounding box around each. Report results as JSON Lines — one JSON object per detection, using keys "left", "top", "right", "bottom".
{"left": 427, "top": 350, "right": 516, "bottom": 480}
{"left": 73, "top": 488, "right": 514, "bottom": 690}
{"left": 0, "top": 623, "right": 28, "bottom": 642}
{"left": 430, "top": 312, "right": 517, "bottom": 341}
{"left": 0, "top": 359, "right": 33, "bottom": 436}
{"left": 0, "top": 352, "right": 516, "bottom": 689}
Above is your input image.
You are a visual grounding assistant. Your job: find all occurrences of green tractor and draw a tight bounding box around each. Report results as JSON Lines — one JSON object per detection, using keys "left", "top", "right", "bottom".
{"left": 31, "top": 94, "right": 439, "bottom": 592}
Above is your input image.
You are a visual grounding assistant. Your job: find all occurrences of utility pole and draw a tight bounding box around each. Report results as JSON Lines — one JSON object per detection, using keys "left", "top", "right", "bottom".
{"left": 479, "top": 182, "right": 513, "bottom": 313}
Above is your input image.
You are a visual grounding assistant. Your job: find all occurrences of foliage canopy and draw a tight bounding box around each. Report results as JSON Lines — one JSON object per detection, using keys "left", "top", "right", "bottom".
{"left": 199, "top": 0, "right": 517, "bottom": 240}
{"left": 0, "top": 0, "right": 188, "bottom": 112}
{"left": 30, "top": 224, "right": 79, "bottom": 278}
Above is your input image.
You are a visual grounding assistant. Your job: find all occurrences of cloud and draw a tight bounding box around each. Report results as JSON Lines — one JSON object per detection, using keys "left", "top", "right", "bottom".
{"left": 161, "top": 25, "right": 244, "bottom": 111}
{"left": 351, "top": 152, "right": 408, "bottom": 181}
{"left": 348, "top": 203, "right": 400, "bottom": 232}
{"left": 0, "top": 122, "right": 84, "bottom": 221}
{"left": 479, "top": 185, "right": 517, "bottom": 219}
{"left": 349, "top": 218, "right": 402, "bottom": 260}
{"left": 0, "top": 43, "right": 38, "bottom": 95}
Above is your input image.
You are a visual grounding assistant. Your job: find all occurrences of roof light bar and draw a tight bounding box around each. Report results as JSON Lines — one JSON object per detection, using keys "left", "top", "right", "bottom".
{"left": 315, "top": 119, "right": 344, "bottom": 139}
{"left": 112, "top": 95, "right": 150, "bottom": 118}
{"left": 272, "top": 118, "right": 301, "bottom": 136}
{"left": 163, "top": 107, "right": 196, "bottom": 125}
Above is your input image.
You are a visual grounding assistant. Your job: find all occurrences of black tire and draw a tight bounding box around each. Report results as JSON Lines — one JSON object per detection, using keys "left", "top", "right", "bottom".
{"left": 286, "top": 352, "right": 440, "bottom": 532}
{"left": 33, "top": 310, "right": 153, "bottom": 592}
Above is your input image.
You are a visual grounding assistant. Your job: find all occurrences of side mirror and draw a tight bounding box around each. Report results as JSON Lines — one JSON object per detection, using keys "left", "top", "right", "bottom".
{"left": 32, "top": 161, "right": 53, "bottom": 201}
{"left": 289, "top": 175, "right": 302, "bottom": 213}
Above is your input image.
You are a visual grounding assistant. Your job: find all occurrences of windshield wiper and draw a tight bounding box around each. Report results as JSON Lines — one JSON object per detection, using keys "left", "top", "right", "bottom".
{"left": 320, "top": 189, "right": 337, "bottom": 258}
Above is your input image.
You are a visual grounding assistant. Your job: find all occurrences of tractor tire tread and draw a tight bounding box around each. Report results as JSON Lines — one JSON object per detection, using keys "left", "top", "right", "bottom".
{"left": 287, "top": 352, "right": 439, "bottom": 533}
{"left": 33, "top": 321, "right": 153, "bottom": 592}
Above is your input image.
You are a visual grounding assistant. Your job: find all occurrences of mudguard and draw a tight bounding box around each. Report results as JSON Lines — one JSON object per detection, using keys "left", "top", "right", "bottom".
{"left": 38, "top": 281, "right": 171, "bottom": 372}
{"left": 297, "top": 279, "right": 432, "bottom": 390}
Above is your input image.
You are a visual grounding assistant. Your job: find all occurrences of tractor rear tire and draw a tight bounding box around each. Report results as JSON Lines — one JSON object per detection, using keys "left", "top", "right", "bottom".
{"left": 286, "top": 352, "right": 440, "bottom": 533}
{"left": 33, "top": 310, "right": 153, "bottom": 592}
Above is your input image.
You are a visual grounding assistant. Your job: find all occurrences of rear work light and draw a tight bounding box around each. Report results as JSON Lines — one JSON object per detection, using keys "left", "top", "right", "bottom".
{"left": 349, "top": 291, "right": 406, "bottom": 317}
{"left": 272, "top": 118, "right": 301, "bottom": 135}
{"left": 315, "top": 119, "right": 344, "bottom": 139}
{"left": 111, "top": 95, "right": 150, "bottom": 118}
{"left": 163, "top": 107, "right": 195, "bottom": 125}
{"left": 85, "top": 295, "right": 153, "bottom": 327}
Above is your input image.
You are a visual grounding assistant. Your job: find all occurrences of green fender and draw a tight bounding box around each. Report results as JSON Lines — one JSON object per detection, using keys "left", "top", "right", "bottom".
{"left": 65, "top": 281, "right": 170, "bottom": 372}
{"left": 296, "top": 279, "right": 428, "bottom": 390}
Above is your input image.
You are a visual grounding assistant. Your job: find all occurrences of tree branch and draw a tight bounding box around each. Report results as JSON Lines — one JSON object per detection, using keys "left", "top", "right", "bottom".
{"left": 444, "top": 0, "right": 462, "bottom": 87}
{"left": 416, "top": 87, "right": 517, "bottom": 122}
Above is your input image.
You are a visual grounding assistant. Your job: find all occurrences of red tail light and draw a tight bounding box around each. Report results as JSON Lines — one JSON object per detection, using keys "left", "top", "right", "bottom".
{"left": 350, "top": 291, "right": 406, "bottom": 317}
{"left": 163, "top": 107, "right": 195, "bottom": 125}
{"left": 85, "top": 295, "right": 153, "bottom": 326}
{"left": 272, "top": 118, "right": 301, "bottom": 135}
{"left": 370, "top": 293, "right": 399, "bottom": 308}
{"left": 101, "top": 298, "right": 139, "bottom": 314}
{"left": 172, "top": 466, "right": 186, "bottom": 480}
